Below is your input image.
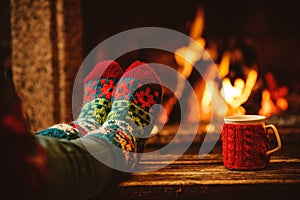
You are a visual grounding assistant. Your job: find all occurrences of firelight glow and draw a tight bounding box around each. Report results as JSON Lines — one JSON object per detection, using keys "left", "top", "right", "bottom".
{"left": 156, "top": 6, "right": 206, "bottom": 126}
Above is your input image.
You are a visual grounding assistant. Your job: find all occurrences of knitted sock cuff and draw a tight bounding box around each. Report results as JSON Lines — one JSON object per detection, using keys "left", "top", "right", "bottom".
{"left": 70, "top": 118, "right": 101, "bottom": 136}
{"left": 36, "top": 124, "right": 80, "bottom": 140}
{"left": 88, "top": 122, "right": 138, "bottom": 169}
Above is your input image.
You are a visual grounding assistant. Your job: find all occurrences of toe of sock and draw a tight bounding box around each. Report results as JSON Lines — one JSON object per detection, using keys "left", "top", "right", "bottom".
{"left": 84, "top": 60, "right": 123, "bottom": 83}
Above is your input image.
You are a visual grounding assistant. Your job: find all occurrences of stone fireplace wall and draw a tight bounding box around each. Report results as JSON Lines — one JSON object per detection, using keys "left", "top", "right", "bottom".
{"left": 10, "top": 0, "right": 83, "bottom": 133}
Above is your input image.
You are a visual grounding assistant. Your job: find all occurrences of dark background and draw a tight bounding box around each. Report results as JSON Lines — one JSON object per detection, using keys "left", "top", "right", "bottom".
{"left": 1, "top": 0, "right": 300, "bottom": 89}
{"left": 80, "top": 0, "right": 299, "bottom": 117}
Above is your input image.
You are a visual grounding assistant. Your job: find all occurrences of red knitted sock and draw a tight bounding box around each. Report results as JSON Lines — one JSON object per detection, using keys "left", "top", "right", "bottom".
{"left": 70, "top": 60, "right": 124, "bottom": 136}
{"left": 37, "top": 60, "right": 123, "bottom": 139}
{"left": 88, "top": 61, "right": 162, "bottom": 169}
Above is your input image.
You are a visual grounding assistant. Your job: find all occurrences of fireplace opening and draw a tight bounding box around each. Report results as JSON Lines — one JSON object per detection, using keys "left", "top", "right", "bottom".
{"left": 82, "top": 0, "right": 299, "bottom": 126}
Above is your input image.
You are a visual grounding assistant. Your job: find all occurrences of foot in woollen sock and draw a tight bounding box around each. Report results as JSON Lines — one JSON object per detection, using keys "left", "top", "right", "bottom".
{"left": 88, "top": 61, "right": 162, "bottom": 169}
{"left": 36, "top": 60, "right": 123, "bottom": 139}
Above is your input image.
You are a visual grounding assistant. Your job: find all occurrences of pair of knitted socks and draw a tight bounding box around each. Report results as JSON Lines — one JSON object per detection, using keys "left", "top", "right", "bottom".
{"left": 36, "top": 60, "right": 162, "bottom": 168}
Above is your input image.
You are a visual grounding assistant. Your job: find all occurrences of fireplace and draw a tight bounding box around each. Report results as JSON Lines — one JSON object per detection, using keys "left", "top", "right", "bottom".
{"left": 1, "top": 0, "right": 299, "bottom": 135}
{"left": 80, "top": 0, "right": 300, "bottom": 146}
{"left": 81, "top": 0, "right": 299, "bottom": 121}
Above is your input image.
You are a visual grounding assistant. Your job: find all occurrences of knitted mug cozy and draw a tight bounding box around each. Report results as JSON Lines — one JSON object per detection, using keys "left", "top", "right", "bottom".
{"left": 88, "top": 61, "right": 162, "bottom": 169}
{"left": 222, "top": 124, "right": 270, "bottom": 170}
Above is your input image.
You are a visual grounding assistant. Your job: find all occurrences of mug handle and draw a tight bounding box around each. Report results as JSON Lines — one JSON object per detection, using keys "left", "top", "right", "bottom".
{"left": 264, "top": 124, "right": 282, "bottom": 155}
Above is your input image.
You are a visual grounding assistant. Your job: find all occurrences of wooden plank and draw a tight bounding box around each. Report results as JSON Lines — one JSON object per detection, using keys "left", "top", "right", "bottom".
{"left": 121, "top": 156, "right": 300, "bottom": 187}
{"left": 93, "top": 139, "right": 300, "bottom": 200}
{"left": 116, "top": 184, "right": 300, "bottom": 200}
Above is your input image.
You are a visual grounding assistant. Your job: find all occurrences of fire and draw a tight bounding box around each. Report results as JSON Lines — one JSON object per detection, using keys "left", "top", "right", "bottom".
{"left": 160, "top": 6, "right": 260, "bottom": 124}
{"left": 174, "top": 6, "right": 205, "bottom": 83}
{"left": 200, "top": 48, "right": 258, "bottom": 120}
{"left": 183, "top": 6, "right": 259, "bottom": 121}
{"left": 220, "top": 68, "right": 258, "bottom": 109}
{"left": 155, "top": 7, "right": 289, "bottom": 133}
{"left": 259, "top": 72, "right": 289, "bottom": 117}
{"left": 221, "top": 78, "right": 245, "bottom": 105}
{"left": 218, "top": 52, "right": 230, "bottom": 78}
{"left": 157, "top": 6, "right": 206, "bottom": 124}
{"left": 189, "top": 6, "right": 205, "bottom": 39}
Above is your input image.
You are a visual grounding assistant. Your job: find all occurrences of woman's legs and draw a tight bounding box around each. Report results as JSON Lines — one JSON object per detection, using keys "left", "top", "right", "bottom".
{"left": 34, "top": 61, "right": 163, "bottom": 198}
{"left": 1, "top": 60, "right": 162, "bottom": 199}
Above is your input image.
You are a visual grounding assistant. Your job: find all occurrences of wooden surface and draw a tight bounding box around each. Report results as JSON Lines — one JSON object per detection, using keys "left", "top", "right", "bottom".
{"left": 94, "top": 124, "right": 300, "bottom": 200}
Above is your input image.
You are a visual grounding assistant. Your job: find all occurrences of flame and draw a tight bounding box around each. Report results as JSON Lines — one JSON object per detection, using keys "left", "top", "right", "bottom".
{"left": 259, "top": 90, "right": 277, "bottom": 118}
{"left": 218, "top": 50, "right": 259, "bottom": 110}
{"left": 156, "top": 6, "right": 280, "bottom": 132}
{"left": 157, "top": 6, "right": 206, "bottom": 126}
{"left": 220, "top": 68, "right": 258, "bottom": 109}
{"left": 259, "top": 72, "right": 289, "bottom": 117}
{"left": 174, "top": 6, "right": 206, "bottom": 81}
{"left": 189, "top": 6, "right": 205, "bottom": 39}
{"left": 218, "top": 52, "right": 230, "bottom": 78}
{"left": 276, "top": 98, "right": 289, "bottom": 111}
{"left": 200, "top": 48, "right": 258, "bottom": 118}
{"left": 201, "top": 81, "right": 213, "bottom": 108}
{"left": 172, "top": 6, "right": 259, "bottom": 123}
{"left": 199, "top": 78, "right": 228, "bottom": 121}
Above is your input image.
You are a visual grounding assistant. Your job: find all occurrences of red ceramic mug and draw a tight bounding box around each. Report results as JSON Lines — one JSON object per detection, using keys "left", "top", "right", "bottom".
{"left": 222, "top": 115, "right": 282, "bottom": 170}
